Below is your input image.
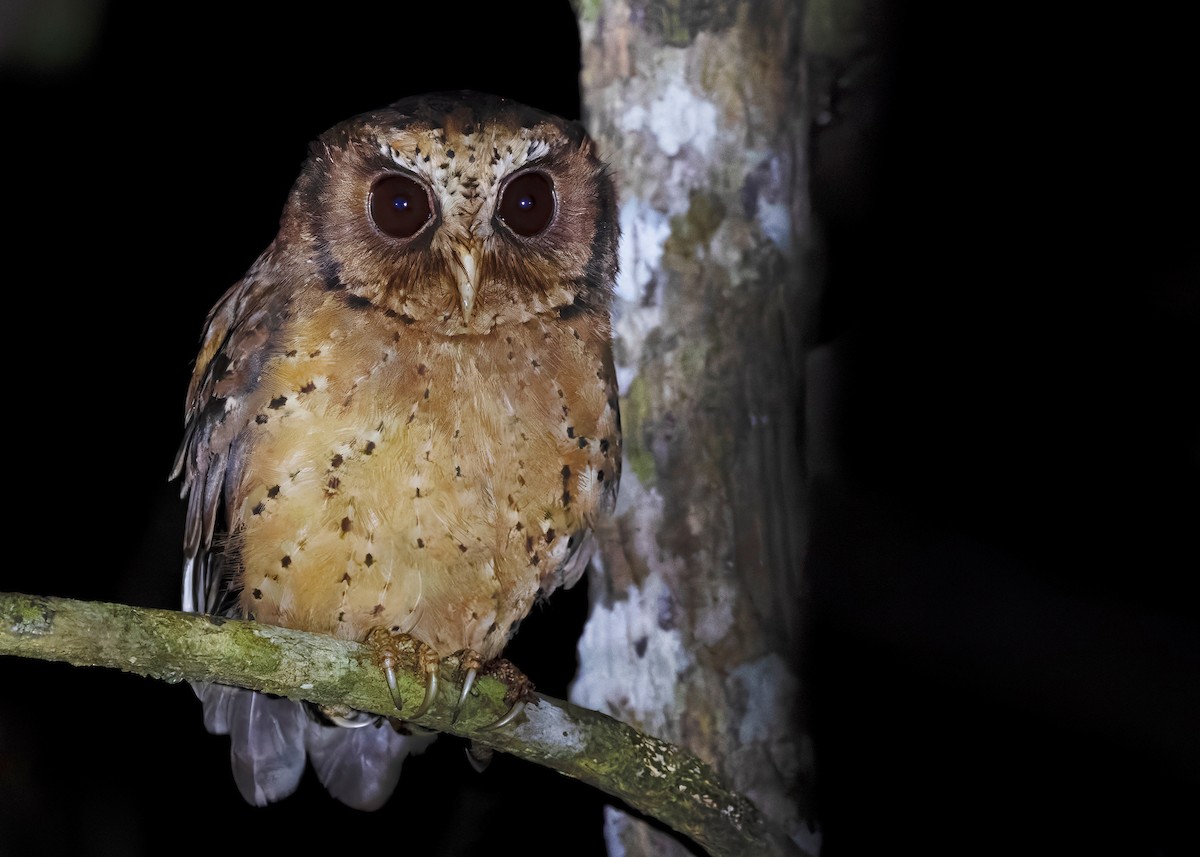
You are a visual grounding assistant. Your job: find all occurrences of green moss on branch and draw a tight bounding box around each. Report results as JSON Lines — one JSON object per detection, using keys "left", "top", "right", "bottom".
{"left": 1, "top": 591, "right": 809, "bottom": 857}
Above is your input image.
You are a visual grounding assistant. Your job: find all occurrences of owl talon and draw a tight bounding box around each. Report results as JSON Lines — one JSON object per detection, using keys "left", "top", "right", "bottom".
{"left": 372, "top": 629, "right": 440, "bottom": 720}
{"left": 452, "top": 667, "right": 478, "bottom": 724}
{"left": 416, "top": 672, "right": 438, "bottom": 719}
{"left": 449, "top": 650, "right": 485, "bottom": 725}
{"left": 411, "top": 660, "right": 439, "bottom": 720}
{"left": 465, "top": 742, "right": 494, "bottom": 772}
{"left": 480, "top": 699, "right": 525, "bottom": 731}
{"left": 475, "top": 657, "right": 534, "bottom": 730}
{"left": 382, "top": 657, "right": 438, "bottom": 719}
{"left": 382, "top": 655, "right": 411, "bottom": 713}
{"left": 446, "top": 652, "right": 531, "bottom": 729}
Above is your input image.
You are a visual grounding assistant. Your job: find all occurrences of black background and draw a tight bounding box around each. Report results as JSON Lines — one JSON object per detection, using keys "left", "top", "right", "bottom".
{"left": 1, "top": 3, "right": 1195, "bottom": 855}
{"left": 806, "top": 5, "right": 1197, "bottom": 855}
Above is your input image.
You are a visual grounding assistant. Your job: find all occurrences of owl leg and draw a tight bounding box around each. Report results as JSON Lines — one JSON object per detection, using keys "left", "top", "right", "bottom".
{"left": 451, "top": 651, "right": 534, "bottom": 730}
{"left": 479, "top": 657, "right": 534, "bottom": 729}
{"left": 366, "top": 628, "right": 441, "bottom": 720}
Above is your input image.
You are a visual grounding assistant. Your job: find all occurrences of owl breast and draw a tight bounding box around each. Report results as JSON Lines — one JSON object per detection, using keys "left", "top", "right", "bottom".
{"left": 231, "top": 292, "right": 618, "bottom": 660}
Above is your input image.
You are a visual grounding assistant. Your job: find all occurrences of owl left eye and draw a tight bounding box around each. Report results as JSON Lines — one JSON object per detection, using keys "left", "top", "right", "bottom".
{"left": 370, "top": 174, "right": 433, "bottom": 239}
{"left": 498, "top": 171, "right": 555, "bottom": 237}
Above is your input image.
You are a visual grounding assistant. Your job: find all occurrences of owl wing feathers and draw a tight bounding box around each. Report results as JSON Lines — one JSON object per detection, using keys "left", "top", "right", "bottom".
{"left": 194, "top": 682, "right": 308, "bottom": 806}
{"left": 549, "top": 347, "right": 621, "bottom": 596}
{"left": 544, "top": 527, "right": 598, "bottom": 598}
{"left": 173, "top": 264, "right": 313, "bottom": 805}
{"left": 196, "top": 681, "right": 434, "bottom": 810}
{"left": 305, "top": 718, "right": 437, "bottom": 811}
{"left": 173, "top": 257, "right": 287, "bottom": 615}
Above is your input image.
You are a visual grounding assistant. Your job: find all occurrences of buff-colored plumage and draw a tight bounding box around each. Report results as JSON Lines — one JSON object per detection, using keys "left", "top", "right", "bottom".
{"left": 174, "top": 92, "right": 620, "bottom": 810}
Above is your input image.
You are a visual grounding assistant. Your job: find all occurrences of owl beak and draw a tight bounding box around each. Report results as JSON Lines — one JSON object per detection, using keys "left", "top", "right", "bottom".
{"left": 453, "top": 245, "right": 483, "bottom": 324}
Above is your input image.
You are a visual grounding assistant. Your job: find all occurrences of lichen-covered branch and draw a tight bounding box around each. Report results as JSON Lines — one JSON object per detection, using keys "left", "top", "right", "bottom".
{"left": 0, "top": 592, "right": 809, "bottom": 857}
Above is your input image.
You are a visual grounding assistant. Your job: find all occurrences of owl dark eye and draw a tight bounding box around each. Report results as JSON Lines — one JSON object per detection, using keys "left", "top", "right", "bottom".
{"left": 370, "top": 174, "right": 433, "bottom": 239}
{"left": 498, "top": 171, "right": 555, "bottom": 237}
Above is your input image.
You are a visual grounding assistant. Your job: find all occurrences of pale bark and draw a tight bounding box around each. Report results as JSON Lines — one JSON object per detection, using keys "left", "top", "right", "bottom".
{"left": 570, "top": 2, "right": 817, "bottom": 854}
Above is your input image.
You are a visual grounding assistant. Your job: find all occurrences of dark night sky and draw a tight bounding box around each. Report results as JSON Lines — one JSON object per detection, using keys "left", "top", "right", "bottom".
{"left": 1, "top": 3, "right": 1196, "bottom": 855}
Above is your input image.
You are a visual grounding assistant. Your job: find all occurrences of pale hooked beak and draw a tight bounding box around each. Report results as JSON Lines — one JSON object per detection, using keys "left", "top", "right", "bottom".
{"left": 452, "top": 244, "right": 484, "bottom": 324}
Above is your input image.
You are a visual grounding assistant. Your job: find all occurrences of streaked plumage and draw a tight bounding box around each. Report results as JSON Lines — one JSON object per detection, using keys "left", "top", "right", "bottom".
{"left": 173, "top": 91, "right": 620, "bottom": 810}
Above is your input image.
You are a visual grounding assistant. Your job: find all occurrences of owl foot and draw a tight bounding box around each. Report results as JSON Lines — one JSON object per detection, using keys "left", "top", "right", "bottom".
{"left": 465, "top": 742, "right": 494, "bottom": 772}
{"left": 318, "top": 705, "right": 375, "bottom": 728}
{"left": 367, "top": 628, "right": 440, "bottom": 720}
{"left": 451, "top": 653, "right": 534, "bottom": 730}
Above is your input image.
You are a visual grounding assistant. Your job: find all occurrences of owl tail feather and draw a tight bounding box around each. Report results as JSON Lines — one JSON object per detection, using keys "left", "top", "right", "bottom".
{"left": 193, "top": 682, "right": 436, "bottom": 811}
{"left": 305, "top": 714, "right": 437, "bottom": 810}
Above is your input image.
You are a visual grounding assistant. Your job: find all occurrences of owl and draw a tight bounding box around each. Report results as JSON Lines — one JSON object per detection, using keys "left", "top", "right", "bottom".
{"left": 172, "top": 91, "right": 621, "bottom": 810}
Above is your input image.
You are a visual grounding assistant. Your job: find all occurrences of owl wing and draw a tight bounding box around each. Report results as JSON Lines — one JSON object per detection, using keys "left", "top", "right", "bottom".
{"left": 174, "top": 261, "right": 312, "bottom": 805}
{"left": 544, "top": 345, "right": 623, "bottom": 597}
{"left": 172, "top": 259, "right": 283, "bottom": 616}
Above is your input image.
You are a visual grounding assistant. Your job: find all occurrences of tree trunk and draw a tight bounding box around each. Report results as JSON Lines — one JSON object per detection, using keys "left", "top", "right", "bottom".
{"left": 570, "top": 2, "right": 816, "bottom": 853}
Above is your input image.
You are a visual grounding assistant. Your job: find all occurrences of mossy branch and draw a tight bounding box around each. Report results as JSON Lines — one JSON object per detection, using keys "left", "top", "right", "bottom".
{"left": 0, "top": 592, "right": 809, "bottom": 857}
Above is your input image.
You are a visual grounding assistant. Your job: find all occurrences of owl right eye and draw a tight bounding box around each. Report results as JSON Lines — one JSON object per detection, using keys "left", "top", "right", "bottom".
{"left": 497, "top": 171, "right": 555, "bottom": 237}
{"left": 369, "top": 174, "right": 433, "bottom": 239}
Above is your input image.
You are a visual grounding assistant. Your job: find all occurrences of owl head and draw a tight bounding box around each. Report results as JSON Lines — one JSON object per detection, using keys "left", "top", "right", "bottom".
{"left": 271, "top": 90, "right": 618, "bottom": 336}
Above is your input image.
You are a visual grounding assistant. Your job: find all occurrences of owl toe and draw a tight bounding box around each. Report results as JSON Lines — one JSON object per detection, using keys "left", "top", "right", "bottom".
{"left": 366, "top": 628, "right": 441, "bottom": 720}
